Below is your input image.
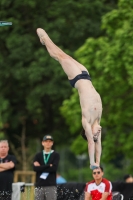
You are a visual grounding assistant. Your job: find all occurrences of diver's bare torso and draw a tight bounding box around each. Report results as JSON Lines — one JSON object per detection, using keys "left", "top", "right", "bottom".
{"left": 75, "top": 79, "right": 102, "bottom": 126}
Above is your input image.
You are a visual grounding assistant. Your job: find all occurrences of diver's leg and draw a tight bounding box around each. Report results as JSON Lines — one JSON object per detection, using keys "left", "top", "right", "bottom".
{"left": 82, "top": 116, "right": 99, "bottom": 169}
{"left": 36, "top": 28, "right": 87, "bottom": 79}
{"left": 95, "top": 132, "right": 102, "bottom": 166}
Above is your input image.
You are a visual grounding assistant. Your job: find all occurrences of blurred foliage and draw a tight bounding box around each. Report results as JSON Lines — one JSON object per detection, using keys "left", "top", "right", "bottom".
{"left": 61, "top": 0, "right": 133, "bottom": 178}
{"left": 0, "top": 0, "right": 116, "bottom": 143}
{"left": 0, "top": 0, "right": 127, "bottom": 181}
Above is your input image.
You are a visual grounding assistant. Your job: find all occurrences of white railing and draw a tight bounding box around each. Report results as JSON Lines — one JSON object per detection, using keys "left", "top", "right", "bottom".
{"left": 12, "top": 183, "right": 34, "bottom": 200}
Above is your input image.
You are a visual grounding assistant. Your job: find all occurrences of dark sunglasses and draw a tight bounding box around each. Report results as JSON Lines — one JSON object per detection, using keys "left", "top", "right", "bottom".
{"left": 93, "top": 171, "right": 101, "bottom": 175}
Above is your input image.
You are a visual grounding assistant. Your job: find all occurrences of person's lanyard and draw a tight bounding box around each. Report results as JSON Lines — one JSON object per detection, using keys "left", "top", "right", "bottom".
{"left": 43, "top": 151, "right": 52, "bottom": 164}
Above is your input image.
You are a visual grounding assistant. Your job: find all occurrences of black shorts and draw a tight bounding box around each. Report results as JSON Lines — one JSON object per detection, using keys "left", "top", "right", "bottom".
{"left": 69, "top": 71, "right": 91, "bottom": 88}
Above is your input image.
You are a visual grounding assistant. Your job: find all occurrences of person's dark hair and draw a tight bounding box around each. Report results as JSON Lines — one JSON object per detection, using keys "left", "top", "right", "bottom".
{"left": 124, "top": 174, "right": 132, "bottom": 181}
{"left": 99, "top": 166, "right": 103, "bottom": 172}
{"left": 93, "top": 166, "right": 103, "bottom": 172}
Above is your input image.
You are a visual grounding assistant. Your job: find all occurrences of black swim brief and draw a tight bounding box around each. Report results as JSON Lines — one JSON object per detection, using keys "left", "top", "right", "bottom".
{"left": 69, "top": 71, "right": 91, "bottom": 88}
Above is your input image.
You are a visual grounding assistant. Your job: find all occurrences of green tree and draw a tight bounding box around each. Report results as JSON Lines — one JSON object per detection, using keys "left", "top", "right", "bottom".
{"left": 0, "top": 0, "right": 117, "bottom": 170}
{"left": 61, "top": 0, "right": 133, "bottom": 177}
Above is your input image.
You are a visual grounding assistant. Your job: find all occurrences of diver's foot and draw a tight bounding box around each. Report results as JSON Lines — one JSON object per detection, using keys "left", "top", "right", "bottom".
{"left": 90, "top": 164, "right": 99, "bottom": 170}
{"left": 36, "top": 28, "right": 48, "bottom": 45}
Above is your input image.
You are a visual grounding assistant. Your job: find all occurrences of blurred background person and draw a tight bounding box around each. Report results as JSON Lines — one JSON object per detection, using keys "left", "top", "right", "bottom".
{"left": 33, "top": 135, "right": 60, "bottom": 200}
{"left": 56, "top": 173, "right": 67, "bottom": 184}
{"left": 85, "top": 166, "right": 112, "bottom": 200}
{"left": 0, "top": 140, "right": 17, "bottom": 200}
{"left": 124, "top": 174, "right": 133, "bottom": 183}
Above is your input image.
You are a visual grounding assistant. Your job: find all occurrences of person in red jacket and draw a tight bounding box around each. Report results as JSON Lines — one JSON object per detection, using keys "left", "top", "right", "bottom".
{"left": 36, "top": 28, "right": 102, "bottom": 170}
{"left": 85, "top": 166, "right": 112, "bottom": 200}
